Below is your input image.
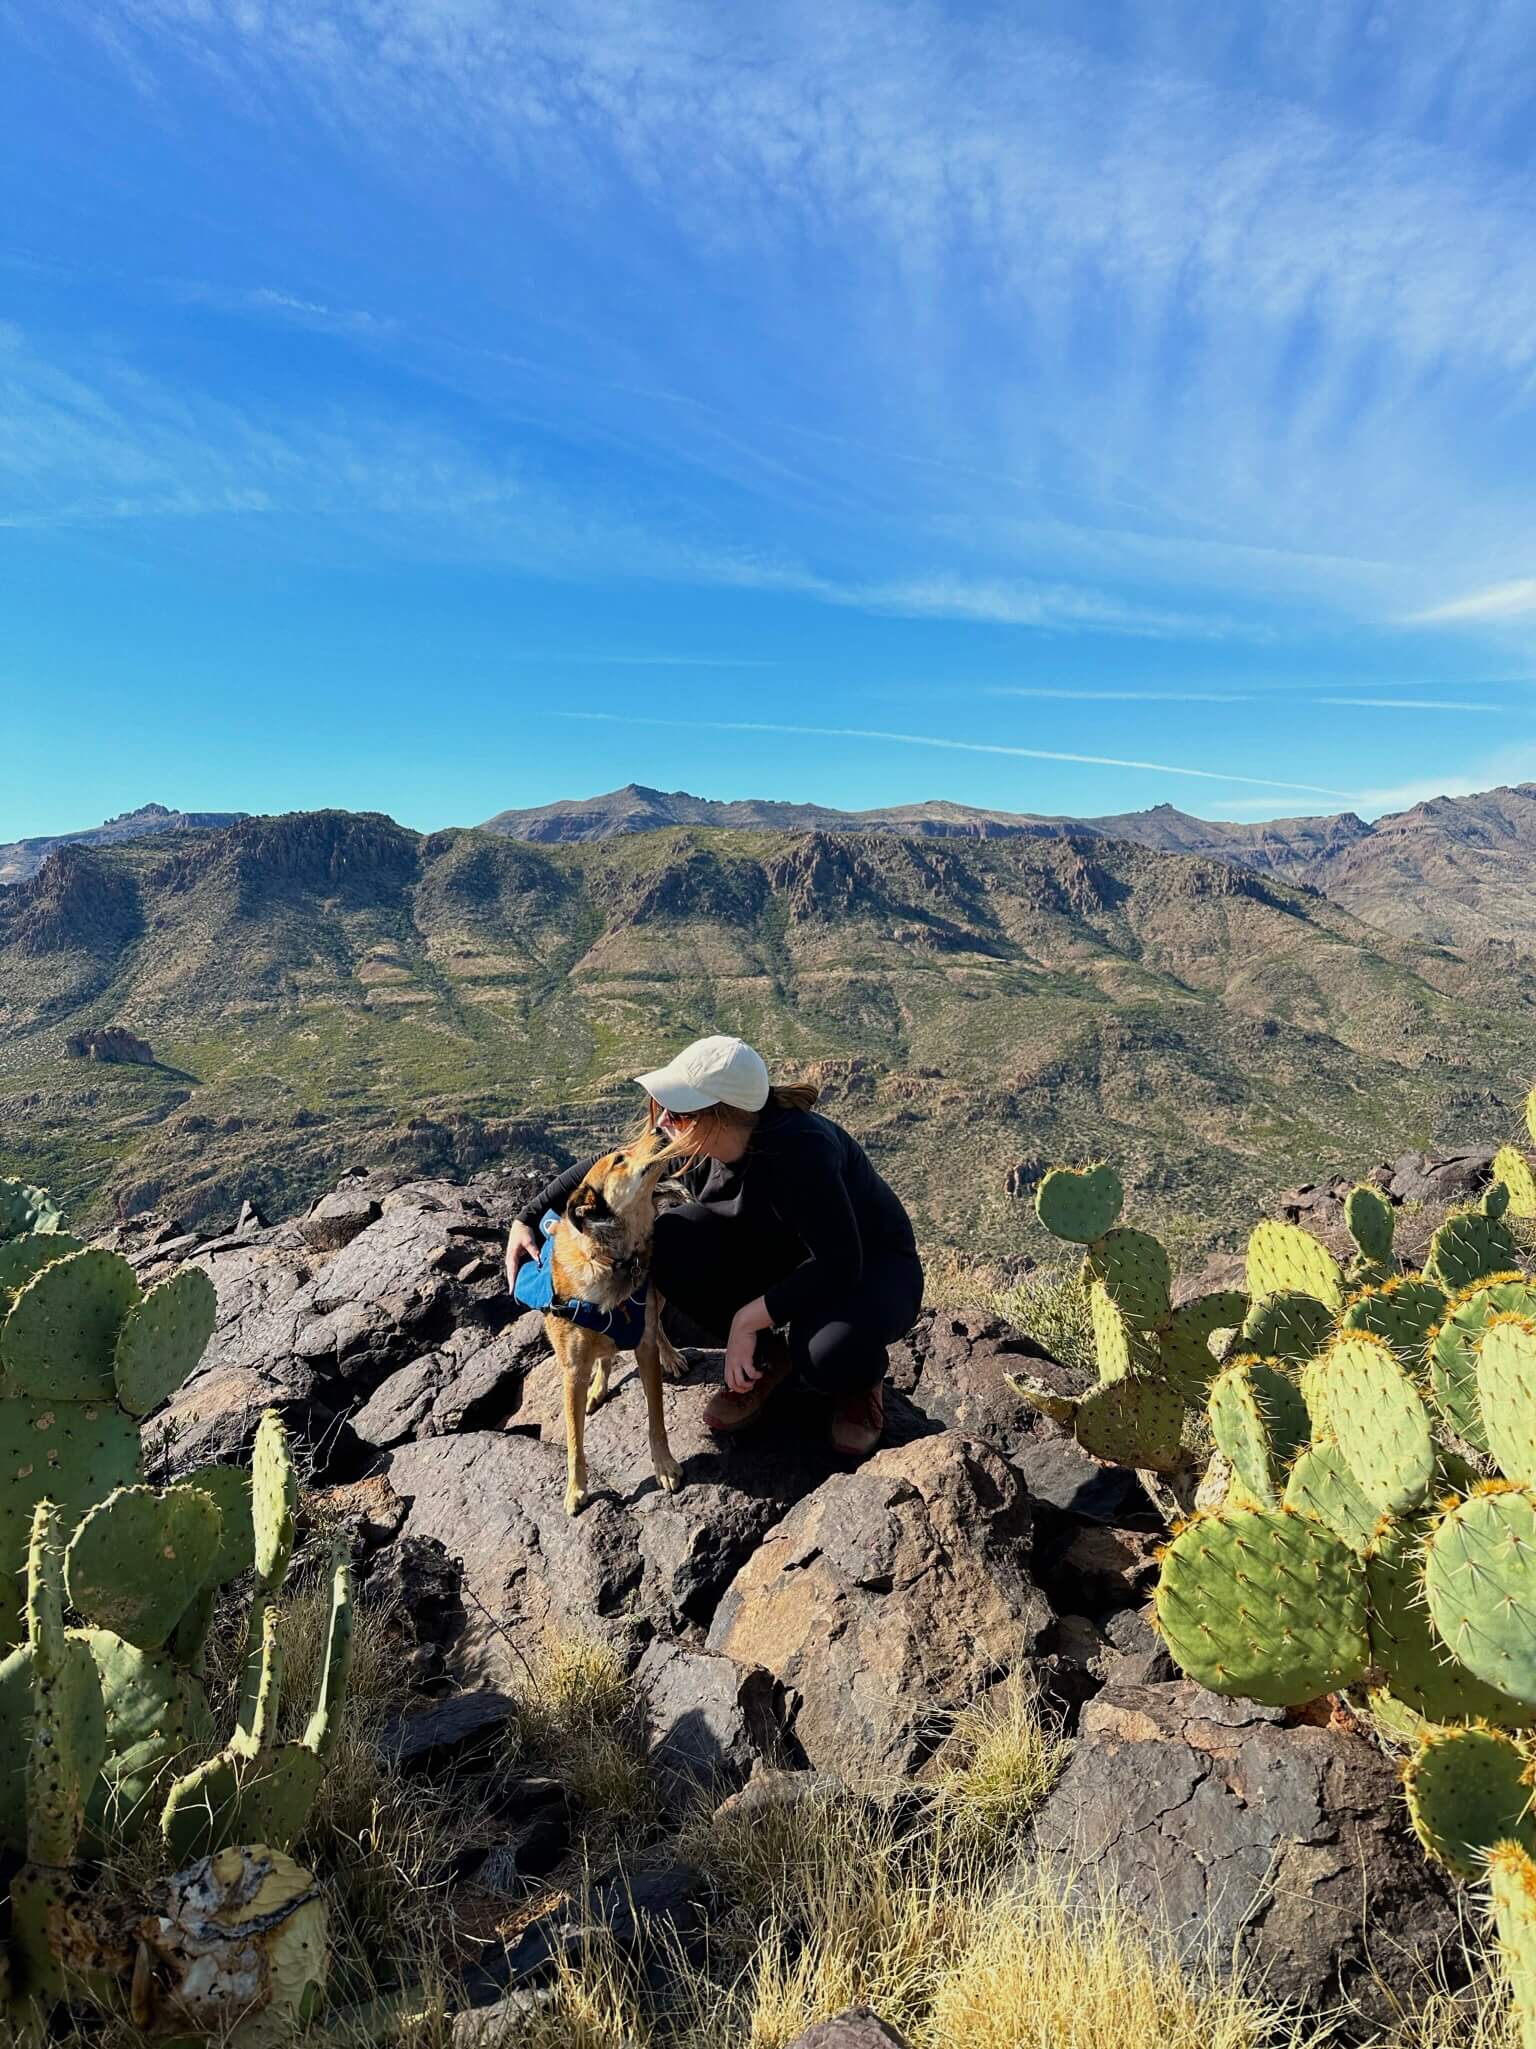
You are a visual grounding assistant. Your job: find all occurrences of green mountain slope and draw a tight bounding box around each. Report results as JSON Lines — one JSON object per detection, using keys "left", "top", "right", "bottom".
{"left": 3, "top": 810, "right": 1532, "bottom": 1262}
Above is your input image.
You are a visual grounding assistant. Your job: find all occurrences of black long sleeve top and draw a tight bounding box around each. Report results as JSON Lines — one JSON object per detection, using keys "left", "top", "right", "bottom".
{"left": 515, "top": 1102, "right": 917, "bottom": 1325}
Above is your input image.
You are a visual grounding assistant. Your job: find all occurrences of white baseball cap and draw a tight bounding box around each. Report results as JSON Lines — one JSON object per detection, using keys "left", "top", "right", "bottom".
{"left": 634, "top": 1034, "right": 771, "bottom": 1114}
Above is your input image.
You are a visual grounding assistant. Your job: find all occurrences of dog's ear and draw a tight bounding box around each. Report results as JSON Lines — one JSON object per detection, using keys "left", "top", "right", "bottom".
{"left": 568, "top": 1182, "right": 612, "bottom": 1227}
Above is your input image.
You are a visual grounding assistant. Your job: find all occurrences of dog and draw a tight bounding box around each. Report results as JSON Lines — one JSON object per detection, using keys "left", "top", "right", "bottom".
{"left": 538, "top": 1132, "right": 689, "bottom": 1516}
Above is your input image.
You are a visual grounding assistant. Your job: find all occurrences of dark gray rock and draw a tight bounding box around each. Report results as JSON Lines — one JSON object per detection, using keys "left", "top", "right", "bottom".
{"left": 785, "top": 2012, "right": 912, "bottom": 2049}
{"left": 427, "top": 1328, "right": 527, "bottom": 1434}
{"left": 357, "top": 1532, "right": 466, "bottom": 1689}
{"left": 1101, "top": 1607, "right": 1175, "bottom": 1686}
{"left": 382, "top": 1689, "right": 516, "bottom": 1772}
{"left": 707, "top": 1433, "right": 1054, "bottom": 1781}
{"left": 497, "top": 1863, "right": 706, "bottom": 1987}
{"left": 1028, "top": 1680, "right": 1462, "bottom": 2020}
{"left": 887, "top": 1309, "right": 1137, "bottom": 1519}
{"left": 300, "top": 1186, "right": 383, "bottom": 1252}
{"left": 636, "top": 1640, "right": 793, "bottom": 1800}
{"left": 387, "top": 1432, "right": 648, "bottom": 1682}
{"left": 352, "top": 1355, "right": 447, "bottom": 1448}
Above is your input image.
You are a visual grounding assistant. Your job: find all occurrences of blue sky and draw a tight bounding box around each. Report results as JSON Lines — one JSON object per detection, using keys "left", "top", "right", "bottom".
{"left": 6, "top": 1, "right": 1536, "bottom": 838}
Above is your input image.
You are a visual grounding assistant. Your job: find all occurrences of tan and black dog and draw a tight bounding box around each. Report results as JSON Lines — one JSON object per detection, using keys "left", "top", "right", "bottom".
{"left": 543, "top": 1132, "right": 689, "bottom": 1516}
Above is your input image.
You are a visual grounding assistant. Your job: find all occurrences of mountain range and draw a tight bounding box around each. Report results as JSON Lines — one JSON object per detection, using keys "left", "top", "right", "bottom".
{"left": 2, "top": 806, "right": 1532, "bottom": 1261}
{"left": 0, "top": 803, "right": 248, "bottom": 884}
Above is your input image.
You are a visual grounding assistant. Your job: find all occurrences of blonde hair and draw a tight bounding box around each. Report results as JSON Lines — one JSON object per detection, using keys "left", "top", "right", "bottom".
{"left": 634, "top": 1080, "right": 820, "bottom": 1157}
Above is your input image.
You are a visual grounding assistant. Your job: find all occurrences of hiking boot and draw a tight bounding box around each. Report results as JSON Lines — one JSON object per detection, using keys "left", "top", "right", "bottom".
{"left": 830, "top": 1381, "right": 885, "bottom": 1459}
{"left": 703, "top": 1342, "right": 792, "bottom": 1434}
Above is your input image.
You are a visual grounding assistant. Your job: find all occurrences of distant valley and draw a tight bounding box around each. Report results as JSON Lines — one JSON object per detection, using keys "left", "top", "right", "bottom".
{"left": 2, "top": 804, "right": 1534, "bottom": 1263}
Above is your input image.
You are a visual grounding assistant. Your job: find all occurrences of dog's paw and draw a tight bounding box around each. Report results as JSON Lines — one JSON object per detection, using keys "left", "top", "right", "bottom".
{"left": 564, "top": 1483, "right": 588, "bottom": 1517}
{"left": 585, "top": 1373, "right": 610, "bottom": 1414}
{"left": 653, "top": 1451, "right": 683, "bottom": 1495}
{"left": 659, "top": 1345, "right": 689, "bottom": 1382}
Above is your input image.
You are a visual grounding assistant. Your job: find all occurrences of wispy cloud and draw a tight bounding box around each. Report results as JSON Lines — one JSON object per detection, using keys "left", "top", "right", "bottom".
{"left": 554, "top": 711, "right": 1354, "bottom": 799}
{"left": 986, "top": 686, "right": 1255, "bottom": 704}
{"left": 1408, "top": 580, "right": 1536, "bottom": 626}
{"left": 1316, "top": 697, "right": 1508, "bottom": 712}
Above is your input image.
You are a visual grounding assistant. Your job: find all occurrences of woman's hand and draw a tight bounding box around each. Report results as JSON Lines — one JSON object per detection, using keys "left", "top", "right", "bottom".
{"left": 724, "top": 1297, "right": 773, "bottom": 1394}
{"left": 505, "top": 1219, "right": 540, "bottom": 1288}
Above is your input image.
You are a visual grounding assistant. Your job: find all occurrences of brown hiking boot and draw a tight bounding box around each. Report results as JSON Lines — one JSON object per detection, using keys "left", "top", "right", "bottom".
{"left": 831, "top": 1381, "right": 885, "bottom": 1459}
{"left": 703, "top": 1342, "right": 792, "bottom": 1434}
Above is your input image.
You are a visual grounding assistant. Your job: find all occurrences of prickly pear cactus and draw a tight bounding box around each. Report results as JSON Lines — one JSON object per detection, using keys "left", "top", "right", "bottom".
{"left": 1495, "top": 1145, "right": 1536, "bottom": 1221}
{"left": 1405, "top": 1725, "right": 1536, "bottom": 1878}
{"left": 1207, "top": 1358, "right": 1309, "bottom": 1505}
{"left": 1489, "top": 1840, "right": 1536, "bottom": 2049}
{"left": 1246, "top": 1219, "right": 1343, "bottom": 1311}
{"left": 1322, "top": 1331, "right": 1436, "bottom": 1517}
{"left": 1424, "top": 1487, "right": 1536, "bottom": 1706}
{"left": 1345, "top": 1182, "right": 1395, "bottom": 1269}
{"left": 0, "top": 1180, "right": 64, "bottom": 1241}
{"left": 1428, "top": 1207, "right": 1521, "bottom": 1294}
{"left": 1034, "top": 1163, "right": 1123, "bottom": 1244}
{"left": 1153, "top": 1505, "right": 1371, "bottom": 1706}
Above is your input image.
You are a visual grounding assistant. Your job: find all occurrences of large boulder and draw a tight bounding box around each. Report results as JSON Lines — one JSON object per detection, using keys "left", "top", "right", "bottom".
{"left": 706, "top": 1433, "right": 1054, "bottom": 1780}
{"left": 634, "top": 1639, "right": 794, "bottom": 1801}
{"left": 1028, "top": 1681, "right": 1462, "bottom": 2019}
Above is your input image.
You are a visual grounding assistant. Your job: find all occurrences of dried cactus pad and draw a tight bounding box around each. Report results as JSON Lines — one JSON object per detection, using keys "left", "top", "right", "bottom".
{"left": 146, "top": 1846, "right": 329, "bottom": 2039}
{"left": 1034, "top": 1163, "right": 1123, "bottom": 1244}
{"left": 1153, "top": 1505, "right": 1370, "bottom": 1706}
{"left": 114, "top": 1266, "right": 217, "bottom": 1417}
{"left": 1405, "top": 1725, "right": 1536, "bottom": 1879}
{"left": 1, "top": 1248, "right": 142, "bottom": 1401}
{"left": 1004, "top": 1374, "right": 1080, "bottom": 1426}
{"left": 1367, "top": 1516, "right": 1534, "bottom": 1730}
{"left": 66, "top": 1485, "right": 224, "bottom": 1650}
{"left": 1480, "top": 1318, "right": 1536, "bottom": 1488}
{"left": 1323, "top": 1333, "right": 1435, "bottom": 1517}
{"left": 1425, "top": 1488, "right": 1536, "bottom": 1706}
{"left": 1083, "top": 1227, "right": 1171, "bottom": 1329}
{"left": 1245, "top": 1220, "right": 1343, "bottom": 1311}
{"left": 0, "top": 1395, "right": 140, "bottom": 1646}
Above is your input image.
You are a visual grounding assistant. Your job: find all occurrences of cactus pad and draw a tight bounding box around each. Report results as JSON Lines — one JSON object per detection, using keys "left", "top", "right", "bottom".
{"left": 0, "top": 1232, "right": 85, "bottom": 1308}
{"left": 1073, "top": 1373, "right": 1185, "bottom": 1472}
{"left": 1430, "top": 1278, "right": 1532, "bottom": 1453}
{"left": 1089, "top": 1279, "right": 1152, "bottom": 1382}
{"left": 1429, "top": 1209, "right": 1521, "bottom": 1295}
{"left": 1154, "top": 1505, "right": 1370, "bottom": 1706}
{"left": 1207, "top": 1359, "right": 1310, "bottom": 1506}
{"left": 1405, "top": 1725, "right": 1536, "bottom": 1878}
{"left": 78, "top": 1630, "right": 191, "bottom": 1847}
{"left": 303, "top": 1550, "right": 354, "bottom": 1762}
{"left": 25, "top": 1504, "right": 107, "bottom": 1868}
{"left": 160, "top": 1751, "right": 245, "bottom": 1865}
{"left": 1282, "top": 1440, "right": 1380, "bottom": 1552}
{"left": 1366, "top": 1516, "right": 1533, "bottom": 1729}
{"left": 1159, "top": 1291, "right": 1246, "bottom": 1403}
{"left": 1487, "top": 1180, "right": 1514, "bottom": 1221}
{"left": 1425, "top": 1488, "right": 1536, "bottom": 1705}
{"left": 0, "top": 1179, "right": 63, "bottom": 1240}
{"left": 65, "top": 1485, "right": 224, "bottom": 1650}
{"left": 0, "top": 1248, "right": 141, "bottom": 1401}
{"left": 251, "top": 1410, "right": 299, "bottom": 1591}
{"left": 0, "top": 1395, "right": 140, "bottom": 1645}
{"left": 1083, "top": 1228, "right": 1171, "bottom": 1329}
{"left": 1241, "top": 1289, "right": 1334, "bottom": 1366}
{"left": 1480, "top": 1318, "right": 1536, "bottom": 1488}
{"left": 113, "top": 1266, "right": 217, "bottom": 1417}
{"left": 1488, "top": 1838, "right": 1536, "bottom": 2049}
{"left": 1345, "top": 1183, "right": 1395, "bottom": 1267}
{"left": 1498, "top": 1145, "right": 1536, "bottom": 1221}
{"left": 1034, "top": 1163, "right": 1123, "bottom": 1244}
{"left": 1323, "top": 1333, "right": 1435, "bottom": 1516}
{"left": 1245, "top": 1220, "right": 1343, "bottom": 1311}
{"left": 1340, "top": 1276, "right": 1447, "bottom": 1366}
{"left": 240, "top": 1745, "right": 327, "bottom": 1851}
{"left": 180, "top": 1463, "right": 255, "bottom": 1585}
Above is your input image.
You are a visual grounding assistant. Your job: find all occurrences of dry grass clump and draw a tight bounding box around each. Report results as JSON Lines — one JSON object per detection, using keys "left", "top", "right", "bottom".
{"left": 920, "top": 1247, "right": 1096, "bottom": 1377}
{"left": 503, "top": 1634, "right": 658, "bottom": 1841}
{"left": 930, "top": 1678, "right": 1069, "bottom": 1850}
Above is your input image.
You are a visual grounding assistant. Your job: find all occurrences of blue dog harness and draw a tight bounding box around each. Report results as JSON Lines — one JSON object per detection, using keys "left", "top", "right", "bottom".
{"left": 513, "top": 1211, "right": 649, "bottom": 1351}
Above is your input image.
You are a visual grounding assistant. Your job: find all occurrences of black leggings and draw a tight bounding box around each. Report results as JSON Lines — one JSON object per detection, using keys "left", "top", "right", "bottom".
{"left": 651, "top": 1203, "right": 924, "bottom": 1396}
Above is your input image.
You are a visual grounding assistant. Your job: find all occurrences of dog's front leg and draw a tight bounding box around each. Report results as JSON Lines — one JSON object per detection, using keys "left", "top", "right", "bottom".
{"left": 637, "top": 1293, "right": 682, "bottom": 1496}
{"left": 554, "top": 1323, "right": 594, "bottom": 1516}
{"left": 651, "top": 1290, "right": 688, "bottom": 1381}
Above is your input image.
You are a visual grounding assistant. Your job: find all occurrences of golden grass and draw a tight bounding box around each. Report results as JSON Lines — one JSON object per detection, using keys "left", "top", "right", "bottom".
{"left": 920, "top": 1247, "right": 1096, "bottom": 1377}
{"left": 502, "top": 1634, "right": 658, "bottom": 1840}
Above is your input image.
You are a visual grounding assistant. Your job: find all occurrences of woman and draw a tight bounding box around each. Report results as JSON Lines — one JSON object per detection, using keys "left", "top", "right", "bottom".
{"left": 506, "top": 1034, "right": 924, "bottom": 1457}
